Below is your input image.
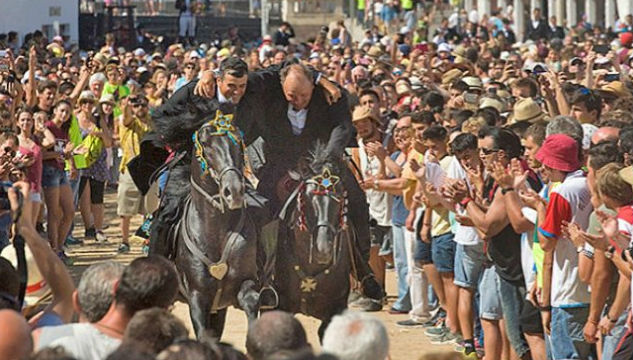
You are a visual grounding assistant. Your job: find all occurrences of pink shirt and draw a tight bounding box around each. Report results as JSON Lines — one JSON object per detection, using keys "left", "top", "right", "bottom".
{"left": 19, "top": 142, "right": 43, "bottom": 193}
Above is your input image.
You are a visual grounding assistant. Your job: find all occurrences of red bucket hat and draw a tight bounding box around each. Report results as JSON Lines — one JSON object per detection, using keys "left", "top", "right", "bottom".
{"left": 535, "top": 134, "right": 580, "bottom": 172}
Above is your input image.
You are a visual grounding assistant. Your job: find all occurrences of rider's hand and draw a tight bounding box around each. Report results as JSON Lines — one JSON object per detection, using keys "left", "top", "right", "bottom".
{"left": 319, "top": 77, "right": 341, "bottom": 105}
{"left": 194, "top": 70, "right": 216, "bottom": 98}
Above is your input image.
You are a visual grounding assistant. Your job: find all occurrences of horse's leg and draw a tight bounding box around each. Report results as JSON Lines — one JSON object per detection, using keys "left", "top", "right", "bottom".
{"left": 317, "top": 304, "right": 348, "bottom": 343}
{"left": 189, "top": 290, "right": 212, "bottom": 339}
{"left": 208, "top": 308, "right": 228, "bottom": 339}
{"left": 237, "top": 279, "right": 260, "bottom": 325}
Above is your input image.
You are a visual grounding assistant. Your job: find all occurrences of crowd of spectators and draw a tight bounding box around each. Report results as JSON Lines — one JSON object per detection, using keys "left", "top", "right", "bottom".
{"left": 2, "top": 0, "right": 633, "bottom": 359}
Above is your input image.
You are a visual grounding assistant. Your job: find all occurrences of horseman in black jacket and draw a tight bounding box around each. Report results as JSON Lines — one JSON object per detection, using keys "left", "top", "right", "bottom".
{"left": 133, "top": 58, "right": 383, "bottom": 303}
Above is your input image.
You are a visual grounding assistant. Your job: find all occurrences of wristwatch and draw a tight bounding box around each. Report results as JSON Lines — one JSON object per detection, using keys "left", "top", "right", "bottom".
{"left": 605, "top": 245, "right": 616, "bottom": 259}
{"left": 501, "top": 187, "right": 514, "bottom": 195}
{"left": 606, "top": 313, "right": 618, "bottom": 324}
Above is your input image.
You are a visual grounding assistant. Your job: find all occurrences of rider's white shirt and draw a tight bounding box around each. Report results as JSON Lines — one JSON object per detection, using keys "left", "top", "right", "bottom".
{"left": 287, "top": 105, "right": 307, "bottom": 135}
{"left": 218, "top": 89, "right": 231, "bottom": 104}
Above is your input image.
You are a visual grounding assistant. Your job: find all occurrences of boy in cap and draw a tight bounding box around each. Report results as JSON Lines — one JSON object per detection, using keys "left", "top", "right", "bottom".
{"left": 535, "top": 134, "right": 593, "bottom": 359}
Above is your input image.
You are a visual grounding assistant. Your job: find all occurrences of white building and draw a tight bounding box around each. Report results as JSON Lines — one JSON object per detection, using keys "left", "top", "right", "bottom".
{"left": 464, "top": 0, "right": 633, "bottom": 42}
{"left": 0, "top": 0, "right": 79, "bottom": 44}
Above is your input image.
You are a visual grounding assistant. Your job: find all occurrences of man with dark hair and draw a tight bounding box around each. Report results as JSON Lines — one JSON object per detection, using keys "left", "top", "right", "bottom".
{"left": 619, "top": 127, "right": 633, "bottom": 166}
{"left": 512, "top": 78, "right": 539, "bottom": 99}
{"left": 30, "top": 80, "right": 58, "bottom": 116}
{"left": 570, "top": 88, "right": 602, "bottom": 124}
{"left": 121, "top": 308, "right": 188, "bottom": 356}
{"left": 246, "top": 311, "right": 310, "bottom": 360}
{"left": 447, "top": 126, "right": 545, "bottom": 359}
{"left": 525, "top": 8, "right": 549, "bottom": 41}
{"left": 41, "top": 256, "right": 178, "bottom": 359}
{"left": 273, "top": 22, "right": 295, "bottom": 47}
{"left": 582, "top": 141, "right": 624, "bottom": 350}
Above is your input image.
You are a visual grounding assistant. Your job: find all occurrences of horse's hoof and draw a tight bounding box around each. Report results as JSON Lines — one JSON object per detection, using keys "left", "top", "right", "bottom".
{"left": 259, "top": 286, "right": 279, "bottom": 309}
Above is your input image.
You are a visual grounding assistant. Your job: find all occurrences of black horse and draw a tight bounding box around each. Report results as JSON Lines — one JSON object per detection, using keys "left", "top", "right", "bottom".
{"left": 274, "top": 143, "right": 352, "bottom": 339}
{"left": 170, "top": 111, "right": 260, "bottom": 339}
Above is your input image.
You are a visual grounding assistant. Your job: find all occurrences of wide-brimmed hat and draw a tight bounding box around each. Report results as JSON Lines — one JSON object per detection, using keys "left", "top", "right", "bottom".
{"left": 367, "top": 46, "right": 384, "bottom": 59}
{"left": 442, "top": 69, "right": 464, "bottom": 86}
{"left": 511, "top": 98, "right": 546, "bottom": 123}
{"left": 1, "top": 244, "right": 50, "bottom": 308}
{"left": 352, "top": 106, "right": 380, "bottom": 124}
{"left": 99, "top": 93, "right": 116, "bottom": 105}
{"left": 535, "top": 134, "right": 580, "bottom": 172}
{"left": 479, "top": 97, "right": 505, "bottom": 113}
{"left": 619, "top": 166, "right": 633, "bottom": 186}
{"left": 597, "top": 81, "right": 631, "bottom": 99}
{"left": 79, "top": 90, "right": 96, "bottom": 103}
{"left": 462, "top": 76, "right": 483, "bottom": 91}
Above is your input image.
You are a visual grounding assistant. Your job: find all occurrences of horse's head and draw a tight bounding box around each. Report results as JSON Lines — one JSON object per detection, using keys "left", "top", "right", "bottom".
{"left": 295, "top": 144, "right": 347, "bottom": 265}
{"left": 191, "top": 110, "right": 245, "bottom": 211}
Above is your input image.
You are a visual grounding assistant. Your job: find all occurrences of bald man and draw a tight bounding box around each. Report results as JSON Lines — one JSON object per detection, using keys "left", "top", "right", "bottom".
{"left": 246, "top": 311, "right": 309, "bottom": 360}
{"left": 591, "top": 126, "right": 620, "bottom": 146}
{"left": 0, "top": 309, "right": 33, "bottom": 360}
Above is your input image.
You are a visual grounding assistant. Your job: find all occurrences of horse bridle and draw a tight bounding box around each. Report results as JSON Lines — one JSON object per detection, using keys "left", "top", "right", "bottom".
{"left": 191, "top": 115, "right": 246, "bottom": 213}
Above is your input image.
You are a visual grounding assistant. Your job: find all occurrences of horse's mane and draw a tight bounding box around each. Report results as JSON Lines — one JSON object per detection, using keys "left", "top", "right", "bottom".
{"left": 152, "top": 100, "right": 235, "bottom": 150}
{"left": 303, "top": 141, "right": 344, "bottom": 177}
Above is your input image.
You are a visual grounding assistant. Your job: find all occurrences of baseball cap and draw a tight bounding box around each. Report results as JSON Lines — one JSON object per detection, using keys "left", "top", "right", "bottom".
{"left": 619, "top": 166, "right": 633, "bottom": 185}
{"left": 1, "top": 245, "right": 50, "bottom": 308}
{"left": 134, "top": 48, "right": 146, "bottom": 57}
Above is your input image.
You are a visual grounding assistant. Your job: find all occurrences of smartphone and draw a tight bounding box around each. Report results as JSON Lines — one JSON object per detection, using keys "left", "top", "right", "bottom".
{"left": 594, "top": 44, "right": 609, "bottom": 55}
{"left": 605, "top": 72, "right": 620, "bottom": 82}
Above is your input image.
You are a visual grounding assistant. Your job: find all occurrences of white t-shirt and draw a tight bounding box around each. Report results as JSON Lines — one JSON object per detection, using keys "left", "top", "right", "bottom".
{"left": 446, "top": 157, "right": 480, "bottom": 245}
{"left": 537, "top": 170, "right": 593, "bottom": 307}
{"left": 359, "top": 138, "right": 392, "bottom": 226}
{"left": 42, "top": 323, "right": 121, "bottom": 360}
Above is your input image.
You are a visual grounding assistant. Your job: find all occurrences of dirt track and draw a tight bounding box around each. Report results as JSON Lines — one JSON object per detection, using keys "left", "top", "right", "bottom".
{"left": 64, "top": 189, "right": 453, "bottom": 359}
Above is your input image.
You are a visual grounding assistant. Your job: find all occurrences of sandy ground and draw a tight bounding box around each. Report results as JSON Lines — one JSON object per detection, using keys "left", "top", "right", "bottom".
{"left": 63, "top": 189, "right": 454, "bottom": 359}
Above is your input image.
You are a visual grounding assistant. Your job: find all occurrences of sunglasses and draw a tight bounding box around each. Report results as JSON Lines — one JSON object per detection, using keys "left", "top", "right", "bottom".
{"left": 479, "top": 147, "right": 499, "bottom": 155}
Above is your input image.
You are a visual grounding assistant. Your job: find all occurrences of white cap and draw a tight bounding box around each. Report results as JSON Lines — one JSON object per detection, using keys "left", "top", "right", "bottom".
{"left": 438, "top": 43, "right": 451, "bottom": 53}
{"left": 189, "top": 51, "right": 201, "bottom": 59}
{"left": 134, "top": 48, "right": 146, "bottom": 57}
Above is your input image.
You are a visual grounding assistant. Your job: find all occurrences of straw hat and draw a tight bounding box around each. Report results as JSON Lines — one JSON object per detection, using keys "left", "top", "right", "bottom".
{"left": 511, "top": 98, "right": 546, "bottom": 123}
{"left": 441, "top": 69, "right": 464, "bottom": 86}
{"left": 99, "top": 93, "right": 116, "bottom": 105}
{"left": 352, "top": 106, "right": 380, "bottom": 124}
{"left": 597, "top": 81, "right": 631, "bottom": 99}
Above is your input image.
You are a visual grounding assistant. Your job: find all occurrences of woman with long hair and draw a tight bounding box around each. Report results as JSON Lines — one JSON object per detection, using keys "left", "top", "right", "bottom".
{"left": 16, "top": 108, "right": 54, "bottom": 226}
{"left": 41, "top": 100, "right": 76, "bottom": 263}
{"left": 75, "top": 91, "right": 113, "bottom": 243}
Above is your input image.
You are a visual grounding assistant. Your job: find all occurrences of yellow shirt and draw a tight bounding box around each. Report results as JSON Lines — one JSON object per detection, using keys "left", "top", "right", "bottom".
{"left": 119, "top": 116, "right": 150, "bottom": 173}
{"left": 401, "top": 148, "right": 424, "bottom": 210}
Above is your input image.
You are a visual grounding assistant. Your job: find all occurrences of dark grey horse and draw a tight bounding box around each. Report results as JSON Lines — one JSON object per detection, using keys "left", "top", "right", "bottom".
{"left": 171, "top": 114, "right": 260, "bottom": 339}
{"left": 274, "top": 143, "right": 352, "bottom": 340}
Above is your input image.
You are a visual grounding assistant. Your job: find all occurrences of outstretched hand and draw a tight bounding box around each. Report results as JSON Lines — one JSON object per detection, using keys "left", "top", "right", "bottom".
{"left": 194, "top": 70, "right": 216, "bottom": 98}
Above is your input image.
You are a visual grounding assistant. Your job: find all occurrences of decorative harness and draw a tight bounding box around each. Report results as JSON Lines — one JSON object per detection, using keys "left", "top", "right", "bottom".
{"left": 288, "top": 167, "right": 355, "bottom": 313}
{"left": 180, "top": 110, "right": 248, "bottom": 310}
{"left": 190, "top": 110, "right": 246, "bottom": 213}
